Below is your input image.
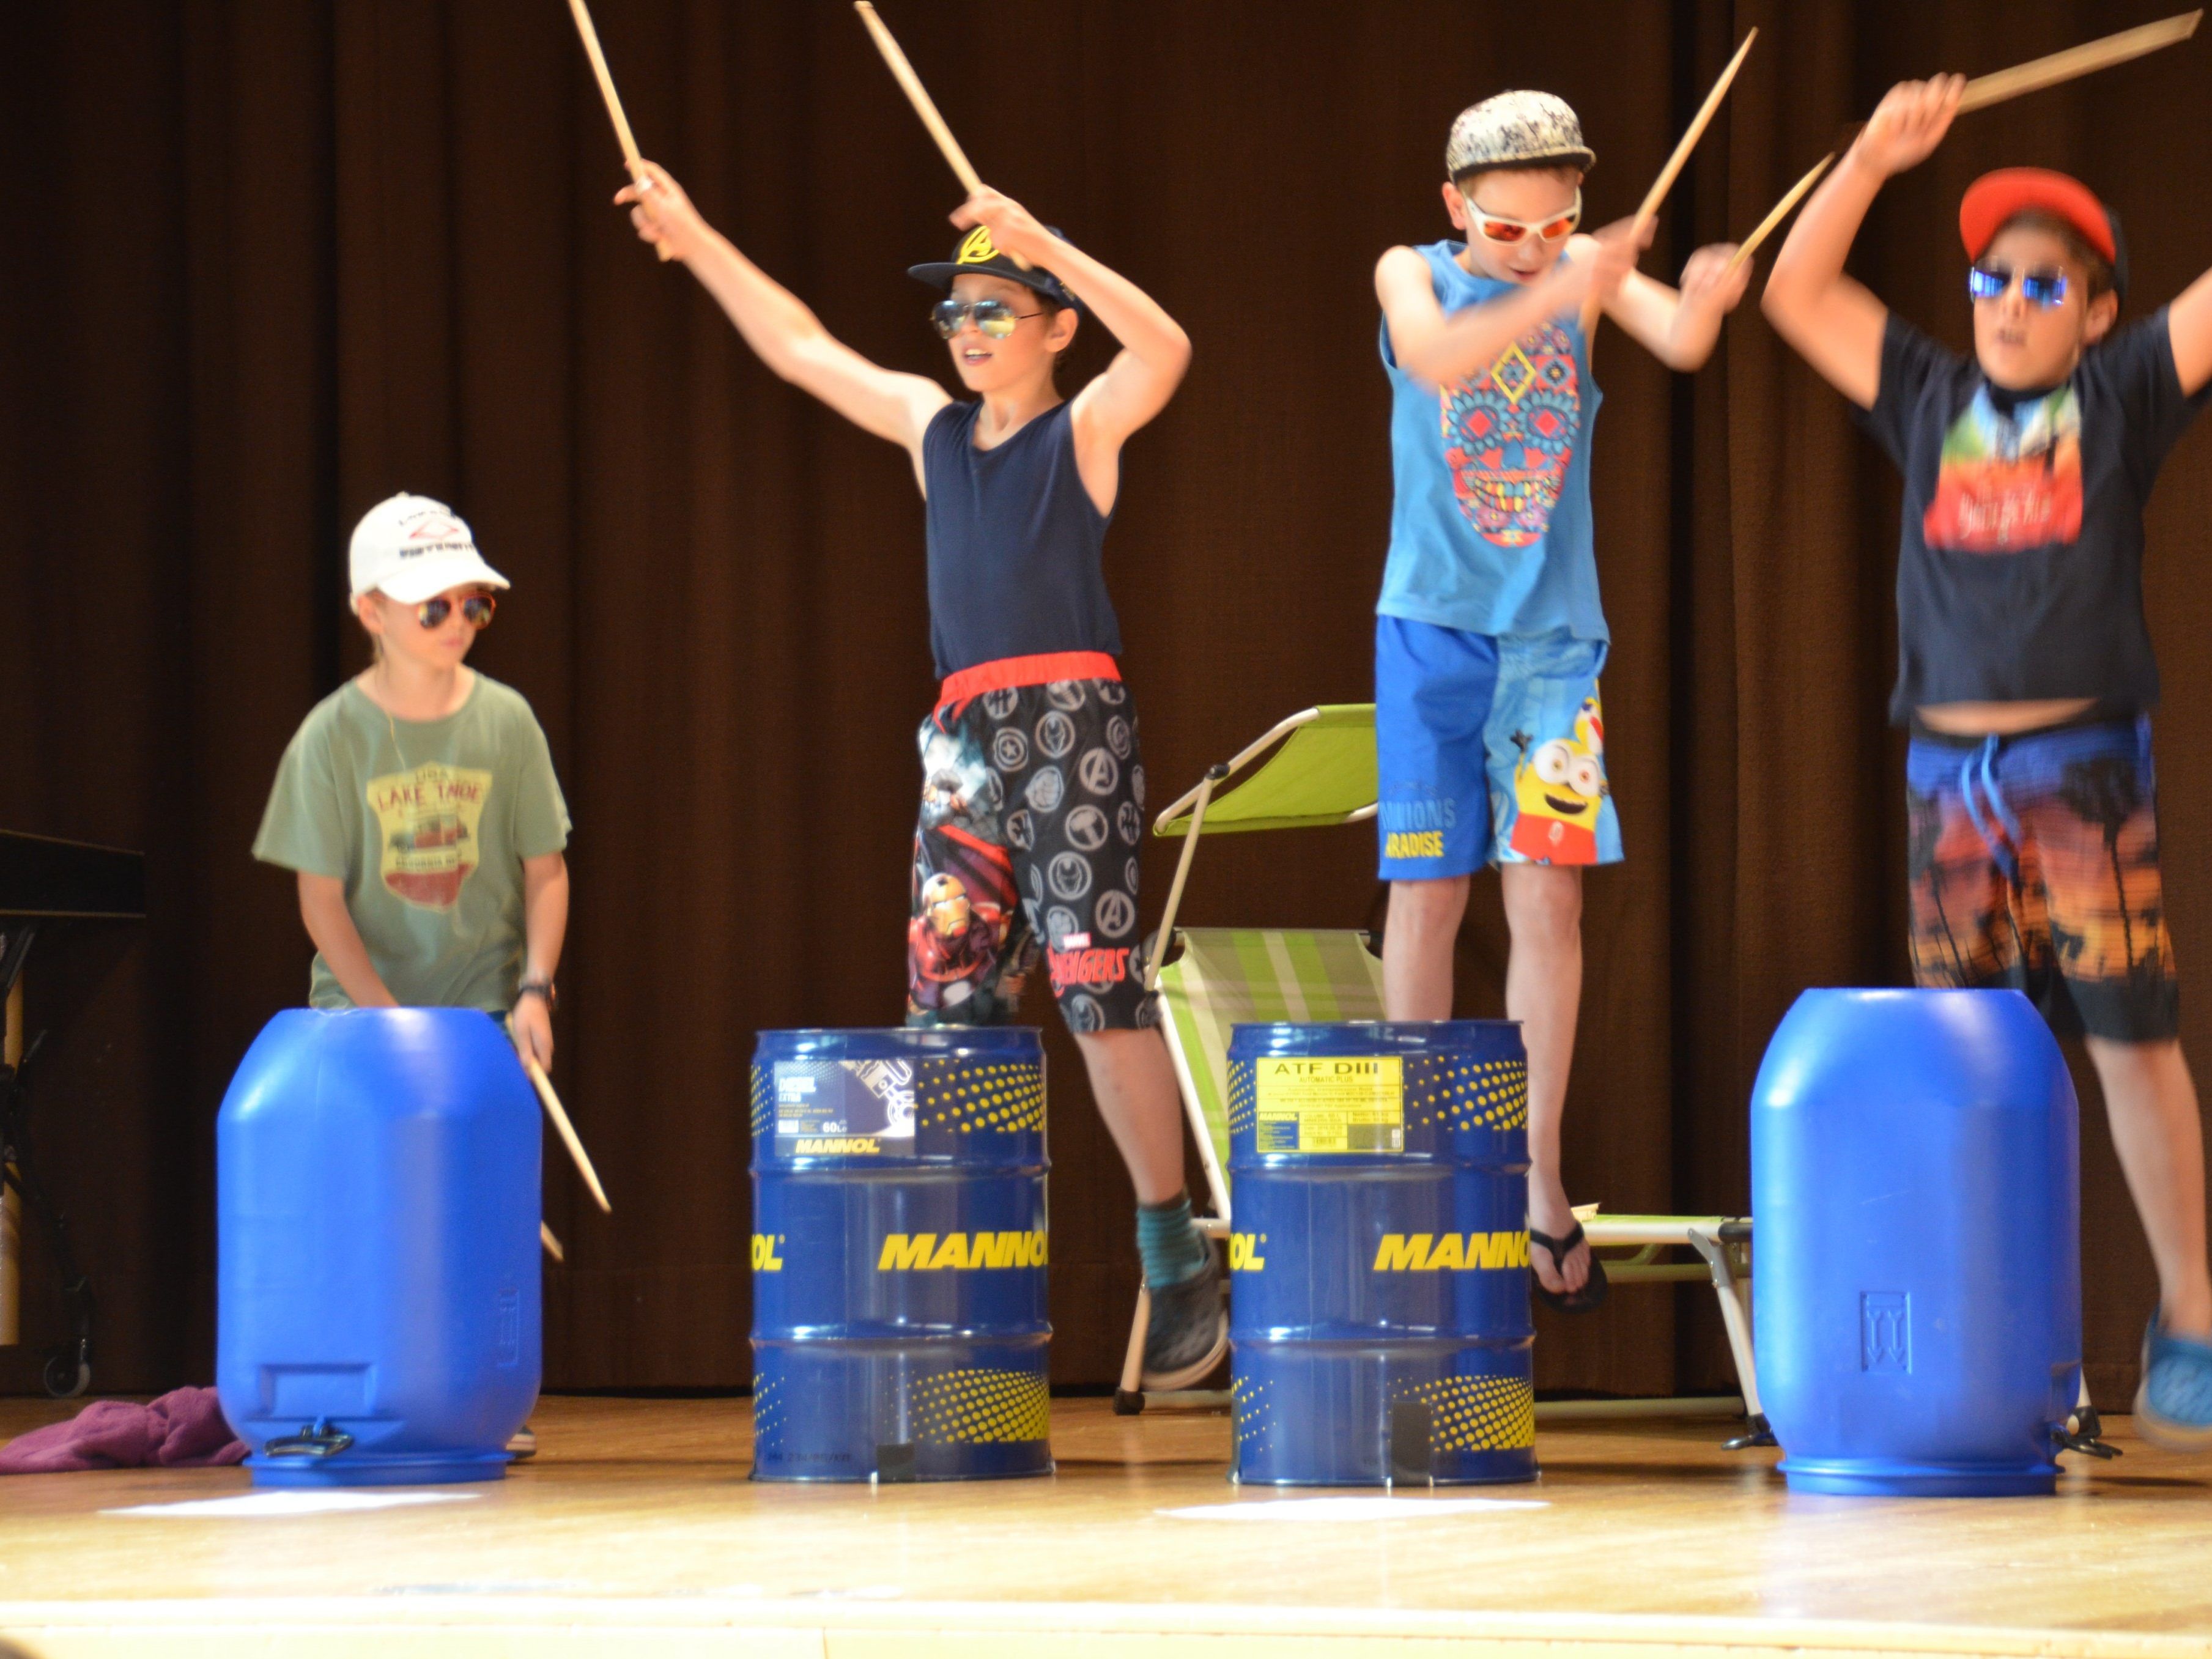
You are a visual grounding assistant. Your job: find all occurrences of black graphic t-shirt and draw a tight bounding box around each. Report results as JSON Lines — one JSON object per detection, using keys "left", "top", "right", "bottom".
{"left": 1857, "top": 308, "right": 2208, "bottom": 723}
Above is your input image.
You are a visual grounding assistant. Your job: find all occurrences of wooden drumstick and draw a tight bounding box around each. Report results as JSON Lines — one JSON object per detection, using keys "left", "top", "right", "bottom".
{"left": 1956, "top": 10, "right": 2200, "bottom": 113}
{"left": 853, "top": 2, "right": 1032, "bottom": 270}
{"left": 524, "top": 1056, "right": 612, "bottom": 1214}
{"left": 1727, "top": 153, "right": 1835, "bottom": 273}
{"left": 541, "top": 1221, "right": 566, "bottom": 1262}
{"left": 564, "top": 0, "right": 675, "bottom": 261}
{"left": 1582, "top": 28, "right": 1757, "bottom": 337}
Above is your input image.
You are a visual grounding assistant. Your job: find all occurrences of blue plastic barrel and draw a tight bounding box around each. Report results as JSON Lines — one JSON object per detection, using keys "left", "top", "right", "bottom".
{"left": 216, "top": 1009, "right": 541, "bottom": 1487}
{"left": 1752, "top": 989, "right": 2082, "bottom": 1496}
{"left": 1227, "top": 1021, "right": 1534, "bottom": 1486}
{"left": 750, "top": 1027, "right": 1051, "bottom": 1482}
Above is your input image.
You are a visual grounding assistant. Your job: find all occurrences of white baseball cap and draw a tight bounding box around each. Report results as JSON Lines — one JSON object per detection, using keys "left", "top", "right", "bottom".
{"left": 347, "top": 493, "right": 511, "bottom": 605}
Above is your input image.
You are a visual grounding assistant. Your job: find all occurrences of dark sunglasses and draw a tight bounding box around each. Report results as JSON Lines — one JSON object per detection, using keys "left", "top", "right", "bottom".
{"left": 1969, "top": 262, "right": 2070, "bottom": 308}
{"left": 415, "top": 593, "right": 497, "bottom": 629}
{"left": 931, "top": 298, "right": 1041, "bottom": 340}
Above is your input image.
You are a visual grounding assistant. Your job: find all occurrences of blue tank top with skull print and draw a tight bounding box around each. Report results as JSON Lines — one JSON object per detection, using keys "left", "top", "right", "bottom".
{"left": 1376, "top": 240, "right": 1604, "bottom": 641}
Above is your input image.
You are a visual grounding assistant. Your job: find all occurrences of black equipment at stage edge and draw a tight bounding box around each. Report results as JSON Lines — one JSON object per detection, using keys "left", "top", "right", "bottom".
{"left": 0, "top": 829, "right": 147, "bottom": 1397}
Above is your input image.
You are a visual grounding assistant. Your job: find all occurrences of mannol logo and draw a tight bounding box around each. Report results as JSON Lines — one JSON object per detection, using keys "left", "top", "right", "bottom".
{"left": 751, "top": 1233, "right": 785, "bottom": 1271}
{"left": 1228, "top": 1232, "right": 1267, "bottom": 1271}
{"left": 876, "top": 1231, "right": 1049, "bottom": 1271}
{"left": 1372, "top": 1232, "right": 1531, "bottom": 1271}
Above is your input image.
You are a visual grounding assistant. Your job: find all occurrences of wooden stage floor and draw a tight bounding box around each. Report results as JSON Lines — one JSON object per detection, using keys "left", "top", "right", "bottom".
{"left": 0, "top": 1395, "right": 2205, "bottom": 1657}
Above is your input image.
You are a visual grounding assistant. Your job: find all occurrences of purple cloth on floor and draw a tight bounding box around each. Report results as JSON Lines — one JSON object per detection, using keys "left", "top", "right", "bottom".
{"left": 0, "top": 1386, "right": 248, "bottom": 1473}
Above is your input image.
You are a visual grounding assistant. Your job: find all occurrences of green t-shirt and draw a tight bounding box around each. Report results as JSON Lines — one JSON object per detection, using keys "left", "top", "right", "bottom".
{"left": 252, "top": 673, "right": 571, "bottom": 1012}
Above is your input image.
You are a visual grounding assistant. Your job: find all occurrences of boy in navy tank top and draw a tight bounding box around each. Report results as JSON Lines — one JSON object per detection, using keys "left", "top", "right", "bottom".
{"left": 1374, "top": 92, "right": 1750, "bottom": 1311}
{"left": 618, "top": 164, "right": 1229, "bottom": 1386}
{"left": 1763, "top": 77, "right": 2212, "bottom": 1448}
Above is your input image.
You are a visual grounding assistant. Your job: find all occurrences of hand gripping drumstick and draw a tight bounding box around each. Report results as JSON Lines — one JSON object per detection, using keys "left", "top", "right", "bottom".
{"left": 1726, "top": 153, "right": 1835, "bottom": 274}
{"left": 853, "top": 2, "right": 1032, "bottom": 270}
{"left": 1581, "top": 28, "right": 1757, "bottom": 337}
{"left": 564, "top": 0, "right": 675, "bottom": 261}
{"left": 525, "top": 1055, "right": 612, "bottom": 1214}
{"left": 1955, "top": 10, "right": 2200, "bottom": 113}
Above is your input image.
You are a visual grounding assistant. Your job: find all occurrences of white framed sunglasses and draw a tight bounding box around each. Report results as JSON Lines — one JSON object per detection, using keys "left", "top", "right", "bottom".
{"left": 1460, "top": 187, "right": 1583, "bottom": 245}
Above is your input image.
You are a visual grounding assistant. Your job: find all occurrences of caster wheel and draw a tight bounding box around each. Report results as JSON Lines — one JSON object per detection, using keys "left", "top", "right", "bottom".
{"left": 1112, "top": 1388, "right": 1144, "bottom": 1416}
{"left": 43, "top": 1351, "right": 90, "bottom": 1399}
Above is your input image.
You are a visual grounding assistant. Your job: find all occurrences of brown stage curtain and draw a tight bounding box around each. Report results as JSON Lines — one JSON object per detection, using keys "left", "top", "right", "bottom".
{"left": 2, "top": 1, "right": 2205, "bottom": 1402}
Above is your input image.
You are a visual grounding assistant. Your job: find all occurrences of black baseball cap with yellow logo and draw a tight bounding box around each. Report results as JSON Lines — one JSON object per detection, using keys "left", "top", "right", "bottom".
{"left": 908, "top": 225, "right": 1083, "bottom": 311}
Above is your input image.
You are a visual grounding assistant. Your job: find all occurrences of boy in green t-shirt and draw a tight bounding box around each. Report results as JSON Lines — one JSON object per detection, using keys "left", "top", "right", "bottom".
{"left": 253, "top": 493, "right": 572, "bottom": 1070}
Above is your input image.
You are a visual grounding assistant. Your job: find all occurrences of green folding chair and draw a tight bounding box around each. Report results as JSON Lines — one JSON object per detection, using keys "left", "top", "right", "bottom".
{"left": 1113, "top": 708, "right": 1383, "bottom": 1410}
{"left": 1113, "top": 706, "right": 1773, "bottom": 1447}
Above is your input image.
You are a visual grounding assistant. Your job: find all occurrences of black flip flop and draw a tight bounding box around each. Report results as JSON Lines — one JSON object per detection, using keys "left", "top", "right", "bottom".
{"left": 1527, "top": 1221, "right": 1609, "bottom": 1314}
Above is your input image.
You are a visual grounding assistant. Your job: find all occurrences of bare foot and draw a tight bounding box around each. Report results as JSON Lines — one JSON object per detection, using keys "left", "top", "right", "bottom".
{"left": 1526, "top": 1170, "right": 1590, "bottom": 1296}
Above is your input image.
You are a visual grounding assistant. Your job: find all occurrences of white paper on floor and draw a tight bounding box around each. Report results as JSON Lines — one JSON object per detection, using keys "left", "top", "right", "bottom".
{"left": 104, "top": 1490, "right": 481, "bottom": 1519}
{"left": 1161, "top": 1495, "right": 1547, "bottom": 1522}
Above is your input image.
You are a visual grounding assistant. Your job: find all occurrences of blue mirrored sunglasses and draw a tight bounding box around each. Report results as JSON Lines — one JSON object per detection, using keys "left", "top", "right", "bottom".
{"left": 1969, "top": 263, "right": 2069, "bottom": 308}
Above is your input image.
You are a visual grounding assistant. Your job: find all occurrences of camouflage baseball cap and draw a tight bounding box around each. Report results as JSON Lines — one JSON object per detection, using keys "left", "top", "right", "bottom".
{"left": 1446, "top": 91, "right": 1596, "bottom": 181}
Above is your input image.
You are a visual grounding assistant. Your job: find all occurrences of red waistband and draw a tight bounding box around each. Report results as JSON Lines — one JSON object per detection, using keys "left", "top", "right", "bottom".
{"left": 938, "top": 651, "right": 1120, "bottom": 705}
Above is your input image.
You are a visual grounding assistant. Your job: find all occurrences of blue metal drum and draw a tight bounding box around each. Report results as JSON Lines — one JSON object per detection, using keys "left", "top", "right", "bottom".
{"left": 750, "top": 1027, "right": 1052, "bottom": 1482}
{"left": 216, "top": 1009, "right": 541, "bottom": 1487}
{"left": 1227, "top": 1021, "right": 1534, "bottom": 1486}
{"left": 1753, "top": 989, "right": 2082, "bottom": 1497}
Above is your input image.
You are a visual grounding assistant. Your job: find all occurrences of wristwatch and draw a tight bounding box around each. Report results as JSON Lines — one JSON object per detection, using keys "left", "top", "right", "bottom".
{"left": 517, "top": 977, "right": 558, "bottom": 1011}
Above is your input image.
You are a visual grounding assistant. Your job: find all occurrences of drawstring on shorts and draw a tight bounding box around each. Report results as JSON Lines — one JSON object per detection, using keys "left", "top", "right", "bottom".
{"left": 1958, "top": 735, "right": 2025, "bottom": 886}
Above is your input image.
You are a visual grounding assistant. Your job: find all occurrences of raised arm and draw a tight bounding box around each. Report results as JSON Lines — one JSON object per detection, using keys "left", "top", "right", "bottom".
{"left": 618, "top": 161, "right": 950, "bottom": 459}
{"left": 1377, "top": 218, "right": 1639, "bottom": 387}
{"left": 1763, "top": 78, "right": 1961, "bottom": 409}
{"left": 1601, "top": 243, "right": 1751, "bottom": 371}
{"left": 2169, "top": 265, "right": 2212, "bottom": 397}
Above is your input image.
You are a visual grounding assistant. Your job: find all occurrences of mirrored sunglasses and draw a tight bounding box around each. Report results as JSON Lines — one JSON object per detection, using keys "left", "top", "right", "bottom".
{"left": 1969, "top": 262, "right": 2070, "bottom": 308}
{"left": 416, "top": 593, "right": 497, "bottom": 629}
{"left": 1462, "top": 188, "right": 1582, "bottom": 245}
{"left": 931, "top": 298, "right": 1043, "bottom": 339}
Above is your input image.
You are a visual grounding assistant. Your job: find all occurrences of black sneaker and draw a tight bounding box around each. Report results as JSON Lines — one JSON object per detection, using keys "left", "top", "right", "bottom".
{"left": 1141, "top": 1249, "right": 1228, "bottom": 1390}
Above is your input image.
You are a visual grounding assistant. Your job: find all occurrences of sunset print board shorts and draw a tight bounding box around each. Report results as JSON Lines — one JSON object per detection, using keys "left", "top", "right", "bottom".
{"left": 907, "top": 658, "right": 1155, "bottom": 1035}
{"left": 1375, "top": 616, "right": 1622, "bottom": 878}
{"left": 1906, "top": 714, "right": 2177, "bottom": 1041}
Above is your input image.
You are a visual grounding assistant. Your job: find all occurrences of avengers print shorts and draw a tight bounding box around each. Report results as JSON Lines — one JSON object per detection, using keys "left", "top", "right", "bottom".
{"left": 1907, "top": 715, "right": 2177, "bottom": 1041}
{"left": 908, "top": 667, "right": 1155, "bottom": 1034}
{"left": 1375, "top": 616, "right": 1622, "bottom": 879}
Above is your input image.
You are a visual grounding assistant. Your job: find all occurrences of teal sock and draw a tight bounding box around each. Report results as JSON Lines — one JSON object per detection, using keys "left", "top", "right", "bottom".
{"left": 1137, "top": 1193, "right": 1208, "bottom": 1288}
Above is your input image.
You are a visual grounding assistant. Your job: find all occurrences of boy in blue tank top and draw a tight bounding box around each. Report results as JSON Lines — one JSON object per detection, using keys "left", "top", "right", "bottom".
{"left": 1375, "top": 92, "right": 1749, "bottom": 1310}
{"left": 618, "top": 163, "right": 1230, "bottom": 1386}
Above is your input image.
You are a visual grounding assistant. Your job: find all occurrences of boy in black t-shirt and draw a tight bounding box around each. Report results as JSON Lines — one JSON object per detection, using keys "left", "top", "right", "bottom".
{"left": 1764, "top": 77, "right": 2212, "bottom": 1449}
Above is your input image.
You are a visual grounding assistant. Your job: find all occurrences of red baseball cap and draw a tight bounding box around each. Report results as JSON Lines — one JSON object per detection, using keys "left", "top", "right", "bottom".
{"left": 1960, "top": 168, "right": 2127, "bottom": 297}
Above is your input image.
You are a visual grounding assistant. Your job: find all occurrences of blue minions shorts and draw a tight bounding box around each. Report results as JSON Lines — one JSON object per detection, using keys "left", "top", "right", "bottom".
{"left": 1374, "top": 615, "right": 1622, "bottom": 879}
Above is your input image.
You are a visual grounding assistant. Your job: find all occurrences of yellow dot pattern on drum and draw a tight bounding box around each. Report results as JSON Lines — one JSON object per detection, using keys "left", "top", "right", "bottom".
{"left": 908, "top": 1367, "right": 1050, "bottom": 1443}
{"left": 1230, "top": 1374, "right": 1276, "bottom": 1454}
{"left": 1407, "top": 1057, "right": 1529, "bottom": 1133}
{"left": 749, "top": 1066, "right": 774, "bottom": 1140}
{"left": 1227, "top": 1062, "right": 1257, "bottom": 1137}
{"left": 1395, "top": 1374, "right": 1534, "bottom": 1451}
{"left": 914, "top": 1063, "right": 1046, "bottom": 1134}
{"left": 751, "top": 1373, "right": 783, "bottom": 1451}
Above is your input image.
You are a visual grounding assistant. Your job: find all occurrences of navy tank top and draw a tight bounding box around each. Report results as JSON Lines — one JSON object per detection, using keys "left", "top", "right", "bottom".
{"left": 922, "top": 399, "right": 1122, "bottom": 678}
